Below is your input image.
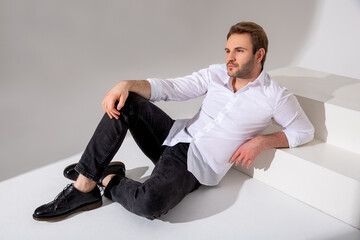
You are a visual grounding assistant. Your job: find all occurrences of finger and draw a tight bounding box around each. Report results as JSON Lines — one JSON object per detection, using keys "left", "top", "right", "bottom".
{"left": 111, "top": 111, "right": 119, "bottom": 120}
{"left": 105, "top": 102, "right": 119, "bottom": 120}
{"left": 105, "top": 103, "right": 116, "bottom": 119}
{"left": 117, "top": 94, "right": 127, "bottom": 111}
{"left": 105, "top": 98, "right": 118, "bottom": 118}
{"left": 235, "top": 155, "right": 244, "bottom": 166}
{"left": 241, "top": 158, "right": 248, "bottom": 167}
{"left": 230, "top": 148, "right": 241, "bottom": 163}
{"left": 108, "top": 97, "right": 117, "bottom": 111}
{"left": 109, "top": 103, "right": 120, "bottom": 119}
{"left": 110, "top": 108, "right": 120, "bottom": 118}
{"left": 106, "top": 110, "right": 113, "bottom": 119}
{"left": 104, "top": 102, "right": 112, "bottom": 119}
{"left": 108, "top": 108, "right": 119, "bottom": 119}
{"left": 116, "top": 100, "right": 123, "bottom": 111}
{"left": 246, "top": 160, "right": 253, "bottom": 169}
{"left": 229, "top": 154, "right": 237, "bottom": 164}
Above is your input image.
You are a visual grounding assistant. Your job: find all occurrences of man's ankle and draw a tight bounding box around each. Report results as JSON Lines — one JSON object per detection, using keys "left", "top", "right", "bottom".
{"left": 102, "top": 174, "right": 116, "bottom": 187}
{"left": 74, "top": 174, "right": 97, "bottom": 193}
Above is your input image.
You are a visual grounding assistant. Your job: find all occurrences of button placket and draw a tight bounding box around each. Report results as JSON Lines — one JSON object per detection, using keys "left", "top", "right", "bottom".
{"left": 194, "top": 92, "right": 238, "bottom": 142}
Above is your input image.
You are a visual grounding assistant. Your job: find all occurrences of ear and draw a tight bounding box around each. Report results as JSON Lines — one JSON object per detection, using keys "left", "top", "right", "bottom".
{"left": 256, "top": 48, "right": 265, "bottom": 63}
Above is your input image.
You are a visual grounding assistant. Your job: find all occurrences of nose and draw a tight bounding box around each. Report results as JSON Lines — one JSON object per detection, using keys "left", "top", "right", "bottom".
{"left": 227, "top": 50, "right": 236, "bottom": 62}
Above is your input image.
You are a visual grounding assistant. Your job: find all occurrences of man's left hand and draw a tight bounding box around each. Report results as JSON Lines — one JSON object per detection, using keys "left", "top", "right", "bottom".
{"left": 229, "top": 136, "right": 264, "bottom": 169}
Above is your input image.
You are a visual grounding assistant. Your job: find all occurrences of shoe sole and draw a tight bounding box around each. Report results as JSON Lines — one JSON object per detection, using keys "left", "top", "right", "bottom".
{"left": 108, "top": 161, "right": 125, "bottom": 169}
{"left": 32, "top": 199, "right": 102, "bottom": 222}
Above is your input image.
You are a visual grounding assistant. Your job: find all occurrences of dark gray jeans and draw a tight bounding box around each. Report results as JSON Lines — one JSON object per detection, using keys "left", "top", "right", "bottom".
{"left": 75, "top": 93, "right": 200, "bottom": 219}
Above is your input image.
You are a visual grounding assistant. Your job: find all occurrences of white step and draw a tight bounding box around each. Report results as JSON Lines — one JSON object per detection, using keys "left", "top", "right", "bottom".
{"left": 270, "top": 66, "right": 360, "bottom": 154}
{"left": 235, "top": 139, "right": 360, "bottom": 229}
{"left": 234, "top": 66, "right": 360, "bottom": 229}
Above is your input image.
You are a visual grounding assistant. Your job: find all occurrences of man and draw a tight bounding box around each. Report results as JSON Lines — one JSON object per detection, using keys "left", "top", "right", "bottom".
{"left": 33, "top": 22, "right": 314, "bottom": 221}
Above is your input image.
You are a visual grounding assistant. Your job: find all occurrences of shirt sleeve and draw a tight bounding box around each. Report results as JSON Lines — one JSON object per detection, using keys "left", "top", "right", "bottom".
{"left": 145, "top": 67, "right": 211, "bottom": 102}
{"left": 273, "top": 89, "right": 315, "bottom": 148}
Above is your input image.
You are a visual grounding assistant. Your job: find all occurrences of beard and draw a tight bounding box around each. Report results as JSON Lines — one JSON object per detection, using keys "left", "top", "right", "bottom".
{"left": 227, "top": 55, "right": 255, "bottom": 79}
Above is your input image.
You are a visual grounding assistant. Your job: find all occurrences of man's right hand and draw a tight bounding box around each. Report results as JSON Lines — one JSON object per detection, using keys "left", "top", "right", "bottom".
{"left": 102, "top": 80, "right": 151, "bottom": 119}
{"left": 102, "top": 82, "right": 130, "bottom": 119}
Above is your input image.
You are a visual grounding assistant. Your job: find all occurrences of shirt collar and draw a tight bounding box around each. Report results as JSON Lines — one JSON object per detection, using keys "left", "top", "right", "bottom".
{"left": 256, "top": 70, "right": 266, "bottom": 86}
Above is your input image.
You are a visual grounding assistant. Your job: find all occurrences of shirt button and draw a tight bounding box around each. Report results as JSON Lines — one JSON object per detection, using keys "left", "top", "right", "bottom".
{"left": 215, "top": 118, "right": 221, "bottom": 123}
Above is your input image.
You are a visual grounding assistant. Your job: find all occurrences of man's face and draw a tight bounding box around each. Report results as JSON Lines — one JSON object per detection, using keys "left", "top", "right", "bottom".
{"left": 225, "top": 33, "right": 256, "bottom": 79}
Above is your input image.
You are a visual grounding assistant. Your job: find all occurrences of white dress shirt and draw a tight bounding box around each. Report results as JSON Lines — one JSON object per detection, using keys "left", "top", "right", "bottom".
{"left": 146, "top": 63, "right": 314, "bottom": 186}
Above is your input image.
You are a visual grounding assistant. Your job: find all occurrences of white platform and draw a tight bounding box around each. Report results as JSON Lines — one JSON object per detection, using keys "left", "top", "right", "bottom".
{"left": 0, "top": 136, "right": 359, "bottom": 240}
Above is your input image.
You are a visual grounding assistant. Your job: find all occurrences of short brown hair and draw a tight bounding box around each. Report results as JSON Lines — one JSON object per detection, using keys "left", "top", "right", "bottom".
{"left": 227, "top": 22, "right": 268, "bottom": 69}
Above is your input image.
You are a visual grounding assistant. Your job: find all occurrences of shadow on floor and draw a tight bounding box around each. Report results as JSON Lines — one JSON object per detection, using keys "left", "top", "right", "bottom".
{"left": 159, "top": 169, "right": 248, "bottom": 223}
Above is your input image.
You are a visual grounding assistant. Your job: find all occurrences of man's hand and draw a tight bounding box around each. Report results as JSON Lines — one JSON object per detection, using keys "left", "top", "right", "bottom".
{"left": 102, "top": 80, "right": 151, "bottom": 119}
{"left": 102, "top": 82, "right": 130, "bottom": 119}
{"left": 229, "top": 132, "right": 289, "bottom": 168}
{"left": 229, "top": 136, "right": 264, "bottom": 169}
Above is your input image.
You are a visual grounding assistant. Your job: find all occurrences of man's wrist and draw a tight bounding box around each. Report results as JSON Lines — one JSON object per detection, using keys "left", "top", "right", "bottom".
{"left": 254, "top": 135, "right": 268, "bottom": 151}
{"left": 117, "top": 80, "right": 151, "bottom": 100}
{"left": 258, "top": 132, "right": 289, "bottom": 150}
{"left": 117, "top": 81, "right": 130, "bottom": 89}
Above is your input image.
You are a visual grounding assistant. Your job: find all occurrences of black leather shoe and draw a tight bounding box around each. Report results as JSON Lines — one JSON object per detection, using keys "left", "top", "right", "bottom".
{"left": 33, "top": 184, "right": 102, "bottom": 221}
{"left": 63, "top": 161, "right": 126, "bottom": 187}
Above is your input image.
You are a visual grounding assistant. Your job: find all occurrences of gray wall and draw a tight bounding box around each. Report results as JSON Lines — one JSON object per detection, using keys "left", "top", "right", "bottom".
{"left": 1, "top": 0, "right": 358, "bottom": 181}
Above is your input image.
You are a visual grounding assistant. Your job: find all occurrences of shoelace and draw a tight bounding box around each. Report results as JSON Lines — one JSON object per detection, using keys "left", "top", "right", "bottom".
{"left": 52, "top": 184, "right": 72, "bottom": 209}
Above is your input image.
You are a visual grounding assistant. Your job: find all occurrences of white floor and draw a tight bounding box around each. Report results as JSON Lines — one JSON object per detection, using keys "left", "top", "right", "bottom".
{"left": 1, "top": 137, "right": 359, "bottom": 240}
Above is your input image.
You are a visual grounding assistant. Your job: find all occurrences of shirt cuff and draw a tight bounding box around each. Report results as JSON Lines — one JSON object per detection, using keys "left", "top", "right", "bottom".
{"left": 145, "top": 78, "right": 163, "bottom": 101}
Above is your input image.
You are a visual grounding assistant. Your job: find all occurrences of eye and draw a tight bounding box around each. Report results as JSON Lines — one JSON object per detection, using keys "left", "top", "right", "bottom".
{"left": 237, "top": 49, "right": 244, "bottom": 53}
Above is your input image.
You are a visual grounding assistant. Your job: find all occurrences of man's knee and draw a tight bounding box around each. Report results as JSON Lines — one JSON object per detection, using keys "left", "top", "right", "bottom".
{"left": 118, "top": 92, "right": 148, "bottom": 115}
